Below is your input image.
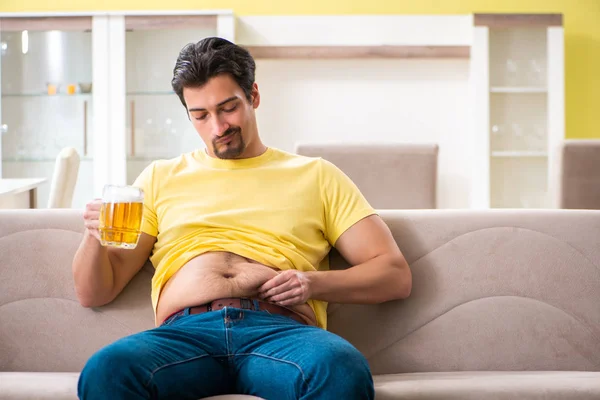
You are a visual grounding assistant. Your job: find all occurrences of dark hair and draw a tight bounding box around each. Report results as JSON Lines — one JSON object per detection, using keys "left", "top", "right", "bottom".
{"left": 171, "top": 37, "right": 256, "bottom": 109}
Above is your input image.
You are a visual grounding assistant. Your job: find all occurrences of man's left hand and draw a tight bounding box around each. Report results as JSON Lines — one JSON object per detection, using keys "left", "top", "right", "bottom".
{"left": 258, "top": 270, "right": 312, "bottom": 306}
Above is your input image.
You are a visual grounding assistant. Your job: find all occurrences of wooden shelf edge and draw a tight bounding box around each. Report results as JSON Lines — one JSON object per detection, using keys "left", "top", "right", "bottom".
{"left": 490, "top": 87, "right": 548, "bottom": 94}
{"left": 125, "top": 15, "right": 217, "bottom": 31}
{"left": 245, "top": 45, "right": 470, "bottom": 59}
{"left": 491, "top": 151, "right": 548, "bottom": 158}
{"left": 474, "top": 13, "right": 563, "bottom": 28}
{"left": 0, "top": 16, "right": 92, "bottom": 32}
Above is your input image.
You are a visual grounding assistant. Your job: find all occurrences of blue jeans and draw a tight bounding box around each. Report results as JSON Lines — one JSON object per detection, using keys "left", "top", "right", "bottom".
{"left": 78, "top": 307, "right": 374, "bottom": 399}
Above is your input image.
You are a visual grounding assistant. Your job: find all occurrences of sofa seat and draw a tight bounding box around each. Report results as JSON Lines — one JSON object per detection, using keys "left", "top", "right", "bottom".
{"left": 3, "top": 371, "right": 599, "bottom": 400}
{"left": 373, "top": 371, "right": 600, "bottom": 400}
{"left": 0, "top": 372, "right": 262, "bottom": 400}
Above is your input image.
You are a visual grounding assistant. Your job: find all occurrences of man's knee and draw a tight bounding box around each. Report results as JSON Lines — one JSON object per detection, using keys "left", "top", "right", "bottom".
{"left": 78, "top": 341, "right": 147, "bottom": 396}
{"left": 307, "top": 337, "right": 374, "bottom": 398}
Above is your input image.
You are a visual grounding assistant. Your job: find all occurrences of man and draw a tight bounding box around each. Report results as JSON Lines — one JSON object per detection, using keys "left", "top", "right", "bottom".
{"left": 73, "top": 37, "right": 412, "bottom": 400}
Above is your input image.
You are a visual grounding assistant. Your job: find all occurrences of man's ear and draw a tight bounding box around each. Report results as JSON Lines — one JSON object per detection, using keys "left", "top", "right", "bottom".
{"left": 251, "top": 82, "right": 260, "bottom": 109}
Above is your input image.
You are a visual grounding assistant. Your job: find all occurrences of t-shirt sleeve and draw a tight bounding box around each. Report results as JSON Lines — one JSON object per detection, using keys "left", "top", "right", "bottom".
{"left": 132, "top": 162, "right": 158, "bottom": 237}
{"left": 319, "top": 158, "right": 377, "bottom": 246}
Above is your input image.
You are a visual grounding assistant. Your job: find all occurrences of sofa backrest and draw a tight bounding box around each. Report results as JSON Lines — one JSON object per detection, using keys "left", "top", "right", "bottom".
{"left": 327, "top": 209, "right": 600, "bottom": 374}
{"left": 556, "top": 139, "right": 600, "bottom": 209}
{"left": 0, "top": 209, "right": 155, "bottom": 372}
{"left": 295, "top": 143, "right": 439, "bottom": 209}
{"left": 1, "top": 209, "right": 599, "bottom": 374}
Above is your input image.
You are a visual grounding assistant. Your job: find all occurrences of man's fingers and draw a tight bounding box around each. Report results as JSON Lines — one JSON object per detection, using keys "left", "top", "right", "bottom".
{"left": 258, "top": 271, "right": 292, "bottom": 293}
{"left": 275, "top": 294, "right": 305, "bottom": 307}
{"left": 88, "top": 228, "right": 101, "bottom": 241}
{"left": 84, "top": 210, "right": 100, "bottom": 219}
{"left": 260, "top": 279, "right": 295, "bottom": 299}
{"left": 267, "top": 287, "right": 303, "bottom": 303}
{"left": 84, "top": 220, "right": 100, "bottom": 229}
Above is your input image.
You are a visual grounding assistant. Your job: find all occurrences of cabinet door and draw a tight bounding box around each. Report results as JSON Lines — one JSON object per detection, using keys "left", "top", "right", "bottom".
{"left": 122, "top": 13, "right": 234, "bottom": 184}
{"left": 471, "top": 14, "right": 564, "bottom": 209}
{"left": 0, "top": 16, "right": 94, "bottom": 208}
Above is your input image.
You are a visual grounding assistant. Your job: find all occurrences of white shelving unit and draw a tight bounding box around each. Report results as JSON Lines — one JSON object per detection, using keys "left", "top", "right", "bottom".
{"left": 94, "top": 11, "right": 235, "bottom": 195}
{"left": 470, "top": 13, "right": 564, "bottom": 209}
{"left": 0, "top": 11, "right": 235, "bottom": 206}
{"left": 490, "top": 87, "right": 547, "bottom": 94}
{"left": 491, "top": 151, "right": 548, "bottom": 157}
{"left": 0, "top": 12, "right": 563, "bottom": 209}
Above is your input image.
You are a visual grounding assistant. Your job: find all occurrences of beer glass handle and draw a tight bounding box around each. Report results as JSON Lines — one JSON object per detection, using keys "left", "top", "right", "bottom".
{"left": 83, "top": 100, "right": 88, "bottom": 156}
{"left": 130, "top": 100, "right": 135, "bottom": 157}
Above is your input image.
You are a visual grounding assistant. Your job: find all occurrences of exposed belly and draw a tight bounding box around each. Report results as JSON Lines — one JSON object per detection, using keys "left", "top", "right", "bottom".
{"left": 155, "top": 251, "right": 317, "bottom": 326}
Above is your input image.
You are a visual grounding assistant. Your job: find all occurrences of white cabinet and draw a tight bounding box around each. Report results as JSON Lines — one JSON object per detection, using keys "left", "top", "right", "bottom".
{"left": 93, "top": 11, "right": 235, "bottom": 200}
{"left": 0, "top": 11, "right": 234, "bottom": 208}
{"left": 470, "top": 14, "right": 564, "bottom": 209}
{"left": 0, "top": 16, "right": 95, "bottom": 208}
{"left": 0, "top": 12, "right": 563, "bottom": 209}
{"left": 123, "top": 17, "right": 229, "bottom": 185}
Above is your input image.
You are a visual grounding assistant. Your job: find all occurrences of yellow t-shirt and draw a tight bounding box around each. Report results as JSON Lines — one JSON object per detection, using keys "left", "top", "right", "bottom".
{"left": 133, "top": 147, "right": 376, "bottom": 329}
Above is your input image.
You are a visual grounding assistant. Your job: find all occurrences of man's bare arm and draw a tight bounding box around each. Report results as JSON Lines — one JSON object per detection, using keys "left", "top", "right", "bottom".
{"left": 72, "top": 199, "right": 157, "bottom": 307}
{"left": 259, "top": 214, "right": 412, "bottom": 305}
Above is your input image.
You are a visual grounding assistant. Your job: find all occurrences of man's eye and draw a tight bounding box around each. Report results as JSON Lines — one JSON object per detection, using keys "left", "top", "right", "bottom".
{"left": 223, "top": 105, "right": 237, "bottom": 113}
{"left": 195, "top": 114, "right": 208, "bottom": 121}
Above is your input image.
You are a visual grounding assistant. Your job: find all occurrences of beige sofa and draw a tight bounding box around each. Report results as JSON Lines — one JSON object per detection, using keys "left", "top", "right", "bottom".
{"left": 556, "top": 139, "right": 600, "bottom": 209}
{"left": 1, "top": 208, "right": 599, "bottom": 400}
{"left": 295, "top": 143, "right": 439, "bottom": 209}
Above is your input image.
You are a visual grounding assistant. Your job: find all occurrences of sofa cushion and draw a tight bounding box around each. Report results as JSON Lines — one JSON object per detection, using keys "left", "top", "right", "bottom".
{"left": 0, "top": 372, "right": 79, "bottom": 400}
{"left": 0, "top": 372, "right": 263, "bottom": 400}
{"left": 373, "top": 371, "right": 600, "bottom": 400}
{"left": 4, "top": 371, "right": 599, "bottom": 400}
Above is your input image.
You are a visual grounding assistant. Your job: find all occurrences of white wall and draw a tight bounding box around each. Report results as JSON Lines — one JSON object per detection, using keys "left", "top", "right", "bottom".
{"left": 239, "top": 14, "right": 474, "bottom": 208}
{"left": 254, "top": 58, "right": 471, "bottom": 209}
{"left": 1, "top": 14, "right": 474, "bottom": 209}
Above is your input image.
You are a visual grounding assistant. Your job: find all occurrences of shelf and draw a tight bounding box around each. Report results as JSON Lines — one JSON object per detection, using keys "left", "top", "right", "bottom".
{"left": 2, "top": 92, "right": 176, "bottom": 97}
{"left": 3, "top": 156, "right": 94, "bottom": 162}
{"left": 127, "top": 156, "right": 162, "bottom": 161}
{"left": 490, "top": 87, "right": 547, "bottom": 94}
{"left": 491, "top": 151, "right": 548, "bottom": 158}
{"left": 2, "top": 93, "right": 92, "bottom": 98}
{"left": 474, "top": 13, "right": 563, "bottom": 28}
{"left": 244, "top": 45, "right": 471, "bottom": 59}
{"left": 126, "top": 91, "right": 175, "bottom": 96}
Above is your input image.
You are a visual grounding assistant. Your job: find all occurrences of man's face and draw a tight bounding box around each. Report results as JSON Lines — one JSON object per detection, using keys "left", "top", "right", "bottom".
{"left": 183, "top": 74, "right": 260, "bottom": 159}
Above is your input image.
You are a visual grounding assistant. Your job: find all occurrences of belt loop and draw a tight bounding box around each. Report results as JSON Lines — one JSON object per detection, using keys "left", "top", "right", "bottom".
{"left": 252, "top": 299, "right": 260, "bottom": 311}
{"left": 240, "top": 298, "right": 252, "bottom": 310}
{"left": 183, "top": 307, "right": 191, "bottom": 316}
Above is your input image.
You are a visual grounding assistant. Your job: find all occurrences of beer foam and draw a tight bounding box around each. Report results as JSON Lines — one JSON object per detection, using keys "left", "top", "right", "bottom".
{"left": 104, "top": 186, "right": 143, "bottom": 203}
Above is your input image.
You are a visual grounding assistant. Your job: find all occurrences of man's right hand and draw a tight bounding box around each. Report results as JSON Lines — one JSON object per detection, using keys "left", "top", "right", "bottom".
{"left": 83, "top": 199, "right": 103, "bottom": 241}
{"left": 73, "top": 198, "right": 156, "bottom": 308}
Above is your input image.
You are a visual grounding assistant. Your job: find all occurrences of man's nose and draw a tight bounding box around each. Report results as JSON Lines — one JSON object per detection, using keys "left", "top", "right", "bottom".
{"left": 212, "top": 116, "right": 230, "bottom": 137}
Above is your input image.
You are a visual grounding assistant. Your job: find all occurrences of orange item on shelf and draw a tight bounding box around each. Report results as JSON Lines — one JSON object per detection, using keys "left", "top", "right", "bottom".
{"left": 67, "top": 84, "right": 77, "bottom": 95}
{"left": 47, "top": 84, "right": 58, "bottom": 95}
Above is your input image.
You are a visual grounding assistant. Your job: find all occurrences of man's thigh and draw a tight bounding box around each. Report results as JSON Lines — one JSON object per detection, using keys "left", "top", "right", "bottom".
{"left": 79, "top": 313, "right": 232, "bottom": 400}
{"left": 232, "top": 313, "right": 374, "bottom": 400}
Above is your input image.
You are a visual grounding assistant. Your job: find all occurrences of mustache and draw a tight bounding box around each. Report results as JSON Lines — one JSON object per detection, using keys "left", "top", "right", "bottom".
{"left": 219, "top": 127, "right": 241, "bottom": 139}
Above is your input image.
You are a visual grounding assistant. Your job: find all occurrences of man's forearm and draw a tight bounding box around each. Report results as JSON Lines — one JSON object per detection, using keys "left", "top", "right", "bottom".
{"left": 72, "top": 231, "right": 115, "bottom": 307}
{"left": 306, "top": 254, "right": 411, "bottom": 304}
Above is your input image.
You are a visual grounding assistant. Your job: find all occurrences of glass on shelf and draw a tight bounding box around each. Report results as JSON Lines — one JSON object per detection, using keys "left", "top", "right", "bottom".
{"left": 491, "top": 121, "right": 547, "bottom": 154}
{"left": 527, "top": 59, "right": 545, "bottom": 87}
{"left": 505, "top": 59, "right": 521, "bottom": 87}
{"left": 1, "top": 21, "right": 93, "bottom": 166}
{"left": 489, "top": 27, "right": 548, "bottom": 88}
{"left": 490, "top": 156, "right": 548, "bottom": 208}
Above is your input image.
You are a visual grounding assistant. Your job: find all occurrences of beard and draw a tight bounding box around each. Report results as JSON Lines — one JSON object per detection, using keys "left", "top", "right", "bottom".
{"left": 212, "top": 127, "right": 246, "bottom": 159}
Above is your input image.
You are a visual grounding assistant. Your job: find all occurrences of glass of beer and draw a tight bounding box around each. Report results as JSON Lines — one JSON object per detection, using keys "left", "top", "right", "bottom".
{"left": 98, "top": 185, "right": 144, "bottom": 249}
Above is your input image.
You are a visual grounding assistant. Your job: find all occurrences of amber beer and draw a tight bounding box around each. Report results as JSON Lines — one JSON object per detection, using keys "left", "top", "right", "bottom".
{"left": 99, "top": 185, "right": 144, "bottom": 249}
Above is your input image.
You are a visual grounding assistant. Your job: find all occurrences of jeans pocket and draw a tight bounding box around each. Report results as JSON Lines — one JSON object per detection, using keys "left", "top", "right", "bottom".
{"left": 162, "top": 311, "right": 184, "bottom": 326}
